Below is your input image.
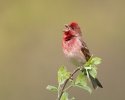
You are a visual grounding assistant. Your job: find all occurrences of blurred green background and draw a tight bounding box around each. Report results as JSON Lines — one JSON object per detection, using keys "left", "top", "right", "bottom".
{"left": 0, "top": 0, "right": 125, "bottom": 100}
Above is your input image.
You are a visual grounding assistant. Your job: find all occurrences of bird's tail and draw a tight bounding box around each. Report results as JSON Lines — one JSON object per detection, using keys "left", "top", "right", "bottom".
{"left": 89, "top": 73, "right": 103, "bottom": 89}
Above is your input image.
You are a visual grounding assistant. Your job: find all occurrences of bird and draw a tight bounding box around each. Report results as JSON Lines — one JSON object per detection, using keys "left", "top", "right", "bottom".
{"left": 62, "top": 22, "right": 103, "bottom": 89}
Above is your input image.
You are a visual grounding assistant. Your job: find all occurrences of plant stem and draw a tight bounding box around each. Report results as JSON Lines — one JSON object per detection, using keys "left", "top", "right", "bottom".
{"left": 57, "top": 67, "right": 80, "bottom": 100}
{"left": 58, "top": 84, "right": 61, "bottom": 98}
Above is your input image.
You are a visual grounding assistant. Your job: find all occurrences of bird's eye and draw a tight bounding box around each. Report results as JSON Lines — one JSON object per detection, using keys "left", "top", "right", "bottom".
{"left": 71, "top": 27, "right": 74, "bottom": 30}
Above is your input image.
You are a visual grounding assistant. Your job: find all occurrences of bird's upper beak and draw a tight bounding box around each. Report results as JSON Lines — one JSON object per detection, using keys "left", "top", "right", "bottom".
{"left": 65, "top": 24, "right": 69, "bottom": 27}
{"left": 65, "top": 24, "right": 70, "bottom": 29}
{"left": 63, "top": 24, "right": 70, "bottom": 32}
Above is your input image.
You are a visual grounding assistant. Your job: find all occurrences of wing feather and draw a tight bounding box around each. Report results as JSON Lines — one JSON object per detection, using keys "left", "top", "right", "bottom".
{"left": 81, "top": 40, "right": 91, "bottom": 61}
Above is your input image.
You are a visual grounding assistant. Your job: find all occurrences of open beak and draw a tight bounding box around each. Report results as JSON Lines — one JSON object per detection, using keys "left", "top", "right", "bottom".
{"left": 63, "top": 24, "right": 70, "bottom": 32}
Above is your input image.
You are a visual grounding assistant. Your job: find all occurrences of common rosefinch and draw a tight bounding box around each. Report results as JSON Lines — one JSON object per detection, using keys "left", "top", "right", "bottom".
{"left": 62, "top": 22, "right": 103, "bottom": 89}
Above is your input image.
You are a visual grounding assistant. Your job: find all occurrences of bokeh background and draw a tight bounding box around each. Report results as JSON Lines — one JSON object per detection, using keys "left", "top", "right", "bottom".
{"left": 0, "top": 0, "right": 125, "bottom": 100}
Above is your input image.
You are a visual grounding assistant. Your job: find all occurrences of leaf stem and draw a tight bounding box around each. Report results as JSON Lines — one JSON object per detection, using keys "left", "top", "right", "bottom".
{"left": 64, "top": 85, "right": 72, "bottom": 92}
{"left": 58, "top": 84, "right": 61, "bottom": 98}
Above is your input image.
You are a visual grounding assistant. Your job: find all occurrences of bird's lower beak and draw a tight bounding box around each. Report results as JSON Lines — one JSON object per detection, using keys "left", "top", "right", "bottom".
{"left": 63, "top": 29, "right": 68, "bottom": 32}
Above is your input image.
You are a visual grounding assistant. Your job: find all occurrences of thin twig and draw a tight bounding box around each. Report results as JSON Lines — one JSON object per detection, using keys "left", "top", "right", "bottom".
{"left": 57, "top": 67, "right": 80, "bottom": 100}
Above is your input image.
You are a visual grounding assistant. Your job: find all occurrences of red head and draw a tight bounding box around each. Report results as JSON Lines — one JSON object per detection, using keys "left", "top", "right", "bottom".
{"left": 69, "top": 22, "right": 79, "bottom": 29}
{"left": 63, "top": 22, "right": 82, "bottom": 40}
{"left": 69, "top": 22, "right": 82, "bottom": 36}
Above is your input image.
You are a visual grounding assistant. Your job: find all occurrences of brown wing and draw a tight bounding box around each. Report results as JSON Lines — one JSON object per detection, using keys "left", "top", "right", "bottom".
{"left": 81, "top": 40, "right": 91, "bottom": 61}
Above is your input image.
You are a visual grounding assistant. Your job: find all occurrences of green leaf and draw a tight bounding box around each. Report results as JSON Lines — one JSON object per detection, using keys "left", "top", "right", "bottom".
{"left": 46, "top": 85, "right": 58, "bottom": 91}
{"left": 70, "top": 97, "right": 75, "bottom": 100}
{"left": 84, "top": 56, "right": 93, "bottom": 66}
{"left": 89, "top": 67, "right": 97, "bottom": 78}
{"left": 91, "top": 57, "right": 102, "bottom": 65}
{"left": 58, "top": 66, "right": 70, "bottom": 85}
{"left": 58, "top": 66, "right": 67, "bottom": 84}
{"left": 75, "top": 73, "right": 92, "bottom": 93}
{"left": 71, "top": 80, "right": 75, "bottom": 87}
{"left": 87, "top": 55, "right": 93, "bottom": 63}
{"left": 58, "top": 66, "right": 67, "bottom": 74}
{"left": 64, "top": 72, "right": 70, "bottom": 79}
{"left": 75, "top": 83, "right": 92, "bottom": 94}
{"left": 85, "top": 57, "right": 102, "bottom": 67}
{"left": 60, "top": 92, "right": 68, "bottom": 100}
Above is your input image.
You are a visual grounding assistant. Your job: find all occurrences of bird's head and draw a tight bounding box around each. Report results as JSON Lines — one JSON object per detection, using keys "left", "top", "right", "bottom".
{"left": 63, "top": 22, "right": 82, "bottom": 37}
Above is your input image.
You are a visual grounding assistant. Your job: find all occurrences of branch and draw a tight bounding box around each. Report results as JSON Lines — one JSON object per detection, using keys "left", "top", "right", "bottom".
{"left": 57, "top": 67, "right": 80, "bottom": 100}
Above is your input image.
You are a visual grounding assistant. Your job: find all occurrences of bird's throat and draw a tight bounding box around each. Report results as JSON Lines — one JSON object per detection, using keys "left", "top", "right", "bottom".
{"left": 64, "top": 35, "right": 74, "bottom": 41}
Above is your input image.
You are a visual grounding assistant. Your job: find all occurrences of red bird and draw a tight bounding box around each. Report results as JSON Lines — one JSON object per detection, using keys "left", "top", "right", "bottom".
{"left": 62, "top": 22, "right": 103, "bottom": 89}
